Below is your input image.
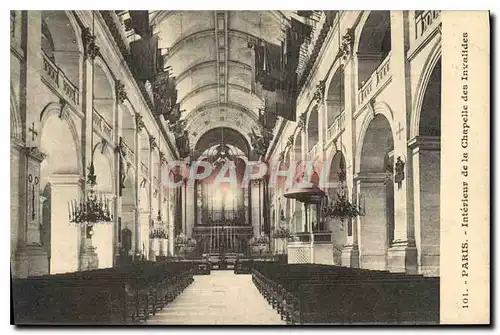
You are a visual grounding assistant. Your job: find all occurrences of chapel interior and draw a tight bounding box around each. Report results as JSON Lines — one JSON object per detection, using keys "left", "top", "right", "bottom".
{"left": 10, "top": 10, "right": 442, "bottom": 325}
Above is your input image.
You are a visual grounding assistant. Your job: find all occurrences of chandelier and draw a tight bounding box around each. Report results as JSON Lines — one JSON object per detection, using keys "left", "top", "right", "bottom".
{"left": 68, "top": 21, "right": 113, "bottom": 231}
{"left": 149, "top": 210, "right": 167, "bottom": 239}
{"left": 68, "top": 161, "right": 113, "bottom": 226}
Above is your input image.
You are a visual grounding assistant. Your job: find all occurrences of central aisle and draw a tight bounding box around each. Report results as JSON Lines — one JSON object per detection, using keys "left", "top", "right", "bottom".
{"left": 147, "top": 270, "right": 286, "bottom": 325}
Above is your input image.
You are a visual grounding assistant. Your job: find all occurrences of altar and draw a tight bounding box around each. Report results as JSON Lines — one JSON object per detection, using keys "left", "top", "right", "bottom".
{"left": 193, "top": 223, "right": 253, "bottom": 255}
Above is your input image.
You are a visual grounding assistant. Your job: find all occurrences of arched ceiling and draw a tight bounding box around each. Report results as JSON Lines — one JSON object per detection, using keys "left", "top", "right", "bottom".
{"left": 150, "top": 11, "right": 289, "bottom": 149}
{"left": 193, "top": 127, "right": 250, "bottom": 158}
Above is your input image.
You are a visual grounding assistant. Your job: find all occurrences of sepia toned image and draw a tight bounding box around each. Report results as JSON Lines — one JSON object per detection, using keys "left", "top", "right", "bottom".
{"left": 10, "top": 10, "right": 490, "bottom": 325}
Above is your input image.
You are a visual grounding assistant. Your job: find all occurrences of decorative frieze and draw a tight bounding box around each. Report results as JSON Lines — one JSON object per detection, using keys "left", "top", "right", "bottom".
{"left": 82, "top": 27, "right": 99, "bottom": 60}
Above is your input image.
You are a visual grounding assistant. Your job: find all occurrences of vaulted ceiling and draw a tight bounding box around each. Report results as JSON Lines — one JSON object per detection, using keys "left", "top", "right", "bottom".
{"left": 150, "top": 11, "right": 289, "bottom": 154}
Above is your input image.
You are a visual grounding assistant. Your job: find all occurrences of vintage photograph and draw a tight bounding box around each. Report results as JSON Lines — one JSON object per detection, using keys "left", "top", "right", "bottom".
{"left": 10, "top": 10, "right": 489, "bottom": 325}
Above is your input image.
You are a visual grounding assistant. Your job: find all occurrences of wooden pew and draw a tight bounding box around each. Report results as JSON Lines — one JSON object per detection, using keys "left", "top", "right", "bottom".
{"left": 251, "top": 263, "right": 439, "bottom": 325}
{"left": 12, "top": 261, "right": 195, "bottom": 324}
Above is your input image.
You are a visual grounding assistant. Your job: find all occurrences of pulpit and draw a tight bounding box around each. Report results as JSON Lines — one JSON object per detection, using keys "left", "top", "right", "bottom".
{"left": 287, "top": 231, "right": 333, "bottom": 265}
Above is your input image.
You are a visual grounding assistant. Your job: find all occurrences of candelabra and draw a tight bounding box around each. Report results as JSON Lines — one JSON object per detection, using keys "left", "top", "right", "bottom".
{"left": 68, "top": 158, "right": 113, "bottom": 238}
{"left": 149, "top": 210, "right": 168, "bottom": 239}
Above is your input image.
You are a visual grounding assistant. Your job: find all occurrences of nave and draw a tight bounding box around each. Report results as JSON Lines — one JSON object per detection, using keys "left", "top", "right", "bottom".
{"left": 147, "top": 271, "right": 285, "bottom": 325}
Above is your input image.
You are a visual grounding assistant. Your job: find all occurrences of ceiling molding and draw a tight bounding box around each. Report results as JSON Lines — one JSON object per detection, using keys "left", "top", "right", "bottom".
{"left": 176, "top": 60, "right": 252, "bottom": 84}
{"left": 184, "top": 100, "right": 259, "bottom": 128}
{"left": 178, "top": 82, "right": 261, "bottom": 107}
{"left": 165, "top": 28, "right": 264, "bottom": 61}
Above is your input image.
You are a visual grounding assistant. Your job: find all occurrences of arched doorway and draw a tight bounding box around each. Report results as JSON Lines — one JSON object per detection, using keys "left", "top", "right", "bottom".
{"left": 357, "top": 113, "right": 394, "bottom": 270}
{"left": 39, "top": 109, "right": 80, "bottom": 274}
{"left": 412, "top": 58, "right": 441, "bottom": 276}
{"left": 357, "top": 11, "right": 391, "bottom": 88}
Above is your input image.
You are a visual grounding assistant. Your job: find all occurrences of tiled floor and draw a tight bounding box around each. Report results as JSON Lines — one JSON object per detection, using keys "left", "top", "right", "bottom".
{"left": 146, "top": 270, "right": 286, "bottom": 325}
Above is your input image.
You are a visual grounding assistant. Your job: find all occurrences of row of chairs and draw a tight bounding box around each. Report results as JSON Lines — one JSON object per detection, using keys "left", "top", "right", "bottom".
{"left": 12, "top": 261, "right": 196, "bottom": 324}
{"left": 252, "top": 262, "right": 440, "bottom": 325}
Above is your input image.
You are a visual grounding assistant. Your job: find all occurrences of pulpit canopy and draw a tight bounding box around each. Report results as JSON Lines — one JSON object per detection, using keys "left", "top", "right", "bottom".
{"left": 284, "top": 165, "right": 325, "bottom": 204}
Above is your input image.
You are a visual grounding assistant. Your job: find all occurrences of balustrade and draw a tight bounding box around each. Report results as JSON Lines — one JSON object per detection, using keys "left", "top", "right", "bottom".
{"left": 327, "top": 112, "right": 345, "bottom": 142}
{"left": 93, "top": 108, "right": 113, "bottom": 140}
{"left": 41, "top": 51, "right": 79, "bottom": 106}
{"left": 357, "top": 54, "right": 391, "bottom": 106}
{"left": 415, "top": 11, "right": 441, "bottom": 39}
{"left": 308, "top": 142, "right": 319, "bottom": 161}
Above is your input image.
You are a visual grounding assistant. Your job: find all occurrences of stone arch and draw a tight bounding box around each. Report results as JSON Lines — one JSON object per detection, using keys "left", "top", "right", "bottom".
{"left": 411, "top": 40, "right": 442, "bottom": 139}
{"left": 356, "top": 112, "right": 395, "bottom": 271}
{"left": 194, "top": 127, "right": 251, "bottom": 159}
{"left": 93, "top": 56, "right": 116, "bottom": 127}
{"left": 355, "top": 102, "right": 395, "bottom": 174}
{"left": 41, "top": 11, "right": 82, "bottom": 89}
{"left": 355, "top": 11, "right": 392, "bottom": 89}
{"left": 39, "top": 101, "right": 83, "bottom": 181}
{"left": 325, "top": 65, "right": 345, "bottom": 129}
{"left": 306, "top": 105, "right": 319, "bottom": 155}
{"left": 411, "top": 51, "right": 441, "bottom": 276}
{"left": 324, "top": 150, "right": 348, "bottom": 264}
{"left": 39, "top": 105, "right": 82, "bottom": 274}
{"left": 293, "top": 129, "right": 303, "bottom": 163}
{"left": 91, "top": 139, "right": 116, "bottom": 269}
{"left": 120, "top": 103, "right": 136, "bottom": 151}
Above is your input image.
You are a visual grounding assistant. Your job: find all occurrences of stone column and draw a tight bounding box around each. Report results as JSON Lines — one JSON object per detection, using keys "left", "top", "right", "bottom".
{"left": 185, "top": 184, "right": 195, "bottom": 238}
{"left": 340, "top": 32, "right": 360, "bottom": 268}
{"left": 386, "top": 11, "right": 417, "bottom": 274}
{"left": 22, "top": 11, "right": 42, "bottom": 149}
{"left": 168, "top": 189, "right": 175, "bottom": 256}
{"left": 355, "top": 173, "right": 388, "bottom": 271}
{"left": 50, "top": 174, "right": 84, "bottom": 274}
{"left": 410, "top": 136, "right": 440, "bottom": 276}
{"left": 134, "top": 130, "right": 141, "bottom": 259}
{"left": 139, "top": 211, "right": 150, "bottom": 259}
{"left": 317, "top": 100, "right": 326, "bottom": 163}
{"left": 14, "top": 147, "right": 50, "bottom": 278}
{"left": 301, "top": 129, "right": 308, "bottom": 162}
{"left": 250, "top": 180, "right": 262, "bottom": 237}
{"left": 121, "top": 204, "right": 136, "bottom": 257}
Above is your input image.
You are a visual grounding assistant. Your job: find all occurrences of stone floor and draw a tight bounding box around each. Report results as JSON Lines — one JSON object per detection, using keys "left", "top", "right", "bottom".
{"left": 146, "top": 270, "right": 286, "bottom": 325}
